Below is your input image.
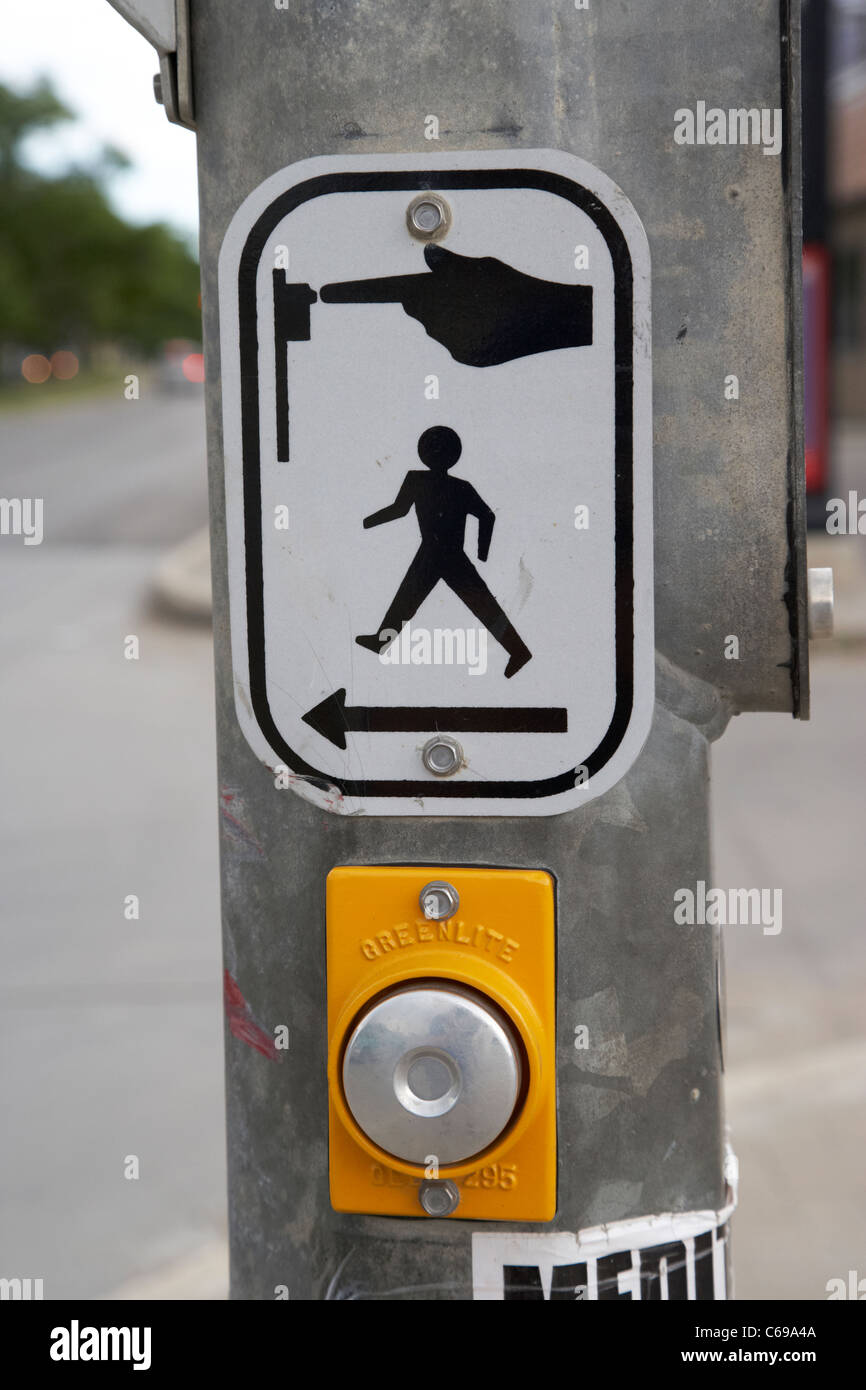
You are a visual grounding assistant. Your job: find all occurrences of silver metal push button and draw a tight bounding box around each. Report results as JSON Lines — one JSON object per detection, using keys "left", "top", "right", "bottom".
{"left": 341, "top": 982, "right": 522, "bottom": 1165}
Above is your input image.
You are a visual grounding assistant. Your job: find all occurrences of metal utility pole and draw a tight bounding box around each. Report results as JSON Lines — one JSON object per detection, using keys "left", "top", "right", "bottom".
{"left": 110, "top": 0, "right": 827, "bottom": 1300}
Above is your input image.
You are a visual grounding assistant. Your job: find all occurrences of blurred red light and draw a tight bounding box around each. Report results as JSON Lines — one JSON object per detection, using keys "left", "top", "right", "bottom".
{"left": 21, "top": 354, "right": 51, "bottom": 384}
{"left": 182, "top": 353, "right": 205, "bottom": 383}
{"left": 50, "top": 350, "right": 79, "bottom": 381}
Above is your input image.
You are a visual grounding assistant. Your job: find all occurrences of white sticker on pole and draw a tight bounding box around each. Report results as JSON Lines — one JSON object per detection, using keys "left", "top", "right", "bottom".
{"left": 218, "top": 149, "right": 653, "bottom": 816}
{"left": 472, "top": 1206, "right": 734, "bottom": 1301}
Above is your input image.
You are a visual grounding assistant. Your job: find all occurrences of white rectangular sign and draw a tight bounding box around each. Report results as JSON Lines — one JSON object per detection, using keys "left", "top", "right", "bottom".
{"left": 219, "top": 149, "right": 653, "bottom": 815}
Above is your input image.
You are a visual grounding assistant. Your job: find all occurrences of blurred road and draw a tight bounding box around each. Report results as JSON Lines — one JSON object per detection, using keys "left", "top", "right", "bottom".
{"left": 715, "top": 424, "right": 866, "bottom": 1301}
{"left": 0, "top": 387, "right": 227, "bottom": 1299}
{"left": 0, "top": 392, "right": 863, "bottom": 1300}
{"left": 0, "top": 392, "right": 209, "bottom": 546}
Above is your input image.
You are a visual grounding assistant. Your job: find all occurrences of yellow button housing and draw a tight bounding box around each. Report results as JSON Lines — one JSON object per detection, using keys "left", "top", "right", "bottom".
{"left": 326, "top": 865, "right": 556, "bottom": 1221}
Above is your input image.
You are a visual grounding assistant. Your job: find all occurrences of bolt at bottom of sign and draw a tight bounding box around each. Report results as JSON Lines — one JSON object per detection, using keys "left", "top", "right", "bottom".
{"left": 421, "top": 734, "right": 464, "bottom": 776}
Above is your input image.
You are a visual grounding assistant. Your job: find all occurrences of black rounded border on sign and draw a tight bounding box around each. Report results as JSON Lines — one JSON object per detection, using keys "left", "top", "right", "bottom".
{"left": 237, "top": 168, "right": 635, "bottom": 801}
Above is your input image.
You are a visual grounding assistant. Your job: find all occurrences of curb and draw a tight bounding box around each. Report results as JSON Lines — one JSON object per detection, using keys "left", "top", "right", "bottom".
{"left": 152, "top": 526, "right": 213, "bottom": 622}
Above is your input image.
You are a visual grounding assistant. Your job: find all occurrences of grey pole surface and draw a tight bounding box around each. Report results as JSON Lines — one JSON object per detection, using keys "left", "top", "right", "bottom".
{"left": 112, "top": 0, "right": 807, "bottom": 1299}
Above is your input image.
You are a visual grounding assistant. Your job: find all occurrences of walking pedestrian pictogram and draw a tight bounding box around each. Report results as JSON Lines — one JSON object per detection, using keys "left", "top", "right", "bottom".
{"left": 355, "top": 426, "right": 532, "bottom": 678}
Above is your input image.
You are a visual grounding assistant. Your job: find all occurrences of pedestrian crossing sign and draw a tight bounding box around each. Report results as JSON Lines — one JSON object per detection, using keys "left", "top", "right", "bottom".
{"left": 218, "top": 148, "right": 654, "bottom": 815}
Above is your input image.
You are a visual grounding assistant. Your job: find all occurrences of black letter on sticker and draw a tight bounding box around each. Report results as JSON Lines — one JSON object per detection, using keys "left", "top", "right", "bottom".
{"left": 597, "top": 1250, "right": 634, "bottom": 1300}
{"left": 639, "top": 1240, "right": 688, "bottom": 1300}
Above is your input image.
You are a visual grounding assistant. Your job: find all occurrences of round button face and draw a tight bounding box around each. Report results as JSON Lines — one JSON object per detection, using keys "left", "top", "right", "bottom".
{"left": 341, "top": 983, "right": 522, "bottom": 1165}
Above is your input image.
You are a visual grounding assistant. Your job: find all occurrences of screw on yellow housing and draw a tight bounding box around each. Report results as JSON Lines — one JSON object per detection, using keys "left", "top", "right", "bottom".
{"left": 326, "top": 865, "right": 556, "bottom": 1221}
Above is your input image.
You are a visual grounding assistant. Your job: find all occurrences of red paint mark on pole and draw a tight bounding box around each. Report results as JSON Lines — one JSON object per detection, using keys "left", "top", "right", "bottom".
{"left": 219, "top": 787, "right": 265, "bottom": 859}
{"left": 224, "top": 969, "right": 280, "bottom": 1061}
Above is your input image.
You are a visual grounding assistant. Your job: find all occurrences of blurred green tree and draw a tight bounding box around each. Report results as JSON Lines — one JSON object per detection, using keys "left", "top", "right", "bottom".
{"left": 0, "top": 77, "right": 200, "bottom": 359}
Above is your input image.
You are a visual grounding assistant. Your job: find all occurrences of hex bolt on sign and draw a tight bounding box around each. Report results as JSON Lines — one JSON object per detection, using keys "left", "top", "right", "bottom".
{"left": 407, "top": 193, "right": 451, "bottom": 240}
{"left": 421, "top": 734, "right": 463, "bottom": 776}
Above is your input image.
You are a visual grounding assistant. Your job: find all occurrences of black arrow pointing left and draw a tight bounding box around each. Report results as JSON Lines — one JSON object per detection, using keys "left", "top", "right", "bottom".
{"left": 303, "top": 688, "right": 567, "bottom": 750}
